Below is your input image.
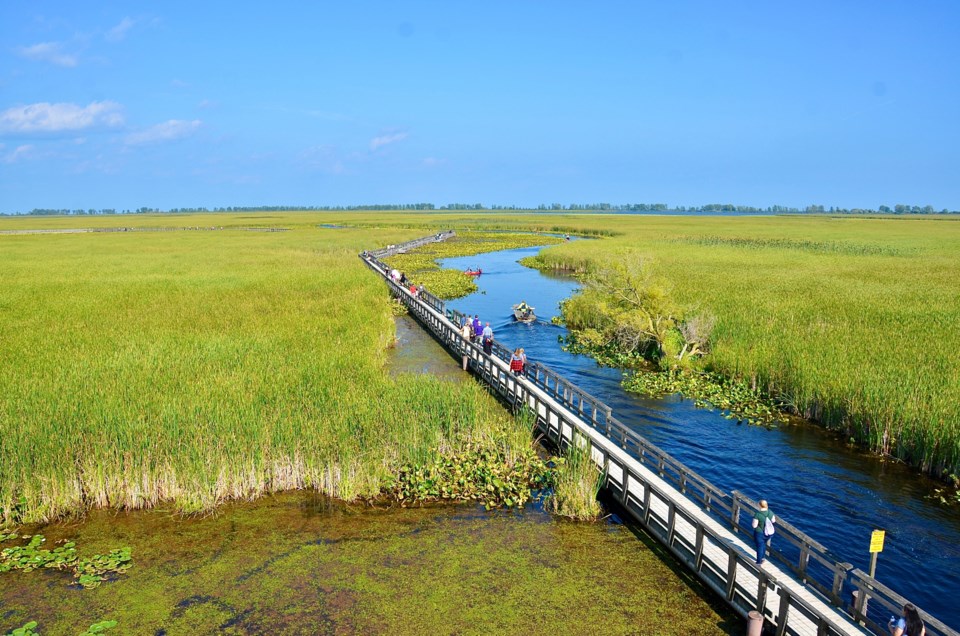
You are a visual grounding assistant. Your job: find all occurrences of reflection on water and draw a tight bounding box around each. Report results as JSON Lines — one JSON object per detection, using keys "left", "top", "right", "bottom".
{"left": 387, "top": 315, "right": 466, "bottom": 382}
{"left": 440, "top": 244, "right": 960, "bottom": 627}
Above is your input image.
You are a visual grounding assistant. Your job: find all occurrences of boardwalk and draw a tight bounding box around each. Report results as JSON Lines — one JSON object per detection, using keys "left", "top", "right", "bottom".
{"left": 361, "top": 234, "right": 957, "bottom": 636}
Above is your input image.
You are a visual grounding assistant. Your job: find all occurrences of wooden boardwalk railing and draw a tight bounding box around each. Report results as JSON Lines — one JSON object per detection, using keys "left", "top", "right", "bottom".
{"left": 361, "top": 234, "right": 957, "bottom": 636}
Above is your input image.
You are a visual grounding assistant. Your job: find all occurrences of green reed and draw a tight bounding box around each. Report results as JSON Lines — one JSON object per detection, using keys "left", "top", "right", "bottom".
{"left": 0, "top": 218, "right": 537, "bottom": 523}
{"left": 545, "top": 439, "right": 604, "bottom": 520}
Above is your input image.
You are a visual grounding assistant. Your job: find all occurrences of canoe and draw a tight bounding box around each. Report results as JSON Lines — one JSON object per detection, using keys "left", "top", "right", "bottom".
{"left": 465, "top": 269, "right": 482, "bottom": 276}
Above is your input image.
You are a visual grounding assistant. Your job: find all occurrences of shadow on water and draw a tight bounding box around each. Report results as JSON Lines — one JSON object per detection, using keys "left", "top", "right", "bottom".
{"left": 387, "top": 315, "right": 467, "bottom": 382}
{"left": 439, "top": 243, "right": 960, "bottom": 628}
{"left": 0, "top": 493, "right": 737, "bottom": 635}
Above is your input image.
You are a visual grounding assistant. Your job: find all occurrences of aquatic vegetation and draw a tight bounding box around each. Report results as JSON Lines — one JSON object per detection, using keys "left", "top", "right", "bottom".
{"left": 2, "top": 620, "right": 116, "bottom": 636}
{"left": 2, "top": 622, "right": 37, "bottom": 636}
{"left": 77, "top": 622, "right": 118, "bottom": 636}
{"left": 545, "top": 442, "right": 604, "bottom": 520}
{"left": 623, "top": 369, "right": 782, "bottom": 427}
{"left": 393, "top": 442, "right": 552, "bottom": 510}
{"left": 0, "top": 492, "right": 734, "bottom": 635}
{"left": 0, "top": 533, "right": 131, "bottom": 588}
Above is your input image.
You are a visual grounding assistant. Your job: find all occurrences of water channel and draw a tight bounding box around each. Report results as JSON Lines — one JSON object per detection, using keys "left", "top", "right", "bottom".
{"left": 440, "top": 243, "right": 960, "bottom": 628}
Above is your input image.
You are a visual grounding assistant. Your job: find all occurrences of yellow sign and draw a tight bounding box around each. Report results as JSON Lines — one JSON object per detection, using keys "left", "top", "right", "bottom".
{"left": 869, "top": 530, "right": 886, "bottom": 553}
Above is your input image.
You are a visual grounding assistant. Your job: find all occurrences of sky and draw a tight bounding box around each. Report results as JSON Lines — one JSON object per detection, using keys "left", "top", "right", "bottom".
{"left": 1, "top": 1, "right": 959, "bottom": 212}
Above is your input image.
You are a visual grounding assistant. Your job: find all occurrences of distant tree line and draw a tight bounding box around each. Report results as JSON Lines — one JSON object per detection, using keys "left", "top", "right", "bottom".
{"left": 4, "top": 202, "right": 957, "bottom": 216}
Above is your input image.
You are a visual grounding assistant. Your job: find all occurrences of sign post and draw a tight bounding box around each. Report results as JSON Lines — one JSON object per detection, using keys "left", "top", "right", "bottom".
{"left": 869, "top": 529, "right": 885, "bottom": 578}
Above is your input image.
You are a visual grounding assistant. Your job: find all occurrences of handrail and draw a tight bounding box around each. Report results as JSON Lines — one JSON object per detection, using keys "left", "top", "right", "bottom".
{"left": 360, "top": 233, "right": 957, "bottom": 636}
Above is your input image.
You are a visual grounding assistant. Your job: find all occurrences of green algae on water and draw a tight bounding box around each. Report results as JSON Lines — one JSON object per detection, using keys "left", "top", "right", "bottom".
{"left": 0, "top": 492, "right": 736, "bottom": 635}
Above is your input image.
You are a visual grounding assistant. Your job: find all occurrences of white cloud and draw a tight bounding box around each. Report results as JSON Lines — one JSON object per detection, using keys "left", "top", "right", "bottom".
{"left": 2, "top": 144, "right": 34, "bottom": 163}
{"left": 370, "top": 131, "right": 408, "bottom": 151}
{"left": 17, "top": 42, "right": 78, "bottom": 67}
{"left": 124, "top": 119, "right": 201, "bottom": 145}
{"left": 422, "top": 157, "right": 445, "bottom": 167}
{"left": 0, "top": 101, "right": 123, "bottom": 134}
{"left": 106, "top": 17, "right": 135, "bottom": 42}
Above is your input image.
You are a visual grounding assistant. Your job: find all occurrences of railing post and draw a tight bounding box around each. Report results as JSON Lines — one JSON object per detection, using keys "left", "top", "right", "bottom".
{"left": 731, "top": 491, "right": 743, "bottom": 532}
{"left": 725, "top": 542, "right": 739, "bottom": 601}
{"left": 798, "top": 542, "right": 811, "bottom": 583}
{"left": 851, "top": 577, "right": 870, "bottom": 625}
{"left": 667, "top": 501, "right": 677, "bottom": 545}
{"left": 642, "top": 480, "right": 653, "bottom": 524}
{"left": 830, "top": 562, "right": 852, "bottom": 606}
{"left": 694, "top": 525, "right": 705, "bottom": 571}
{"left": 756, "top": 569, "right": 769, "bottom": 612}
{"left": 775, "top": 588, "right": 791, "bottom": 636}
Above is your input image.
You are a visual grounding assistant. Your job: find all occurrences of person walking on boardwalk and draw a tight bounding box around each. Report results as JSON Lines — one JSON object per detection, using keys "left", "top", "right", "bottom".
{"left": 751, "top": 500, "right": 776, "bottom": 565}
{"left": 481, "top": 322, "right": 494, "bottom": 354}
{"left": 472, "top": 315, "right": 482, "bottom": 340}
{"left": 889, "top": 603, "right": 926, "bottom": 636}
{"left": 460, "top": 319, "right": 473, "bottom": 370}
{"left": 509, "top": 348, "right": 524, "bottom": 376}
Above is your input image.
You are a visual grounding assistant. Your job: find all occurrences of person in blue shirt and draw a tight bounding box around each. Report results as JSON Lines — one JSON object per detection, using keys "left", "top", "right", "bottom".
{"left": 889, "top": 603, "right": 925, "bottom": 636}
{"left": 481, "top": 322, "right": 494, "bottom": 354}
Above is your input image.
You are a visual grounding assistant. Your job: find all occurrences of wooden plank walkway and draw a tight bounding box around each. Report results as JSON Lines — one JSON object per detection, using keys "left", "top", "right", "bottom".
{"left": 361, "top": 234, "right": 958, "bottom": 636}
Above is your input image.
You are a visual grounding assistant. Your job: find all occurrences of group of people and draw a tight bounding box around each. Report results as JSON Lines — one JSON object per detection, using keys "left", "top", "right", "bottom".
{"left": 457, "top": 315, "right": 527, "bottom": 376}
{"left": 461, "top": 315, "right": 495, "bottom": 354}
{"left": 388, "top": 269, "right": 425, "bottom": 298}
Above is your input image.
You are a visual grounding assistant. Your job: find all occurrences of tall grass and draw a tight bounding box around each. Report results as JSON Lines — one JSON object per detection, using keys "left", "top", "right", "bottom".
{"left": 545, "top": 439, "right": 604, "bottom": 520}
{"left": 5, "top": 210, "right": 957, "bottom": 519}
{"left": 0, "top": 220, "right": 526, "bottom": 524}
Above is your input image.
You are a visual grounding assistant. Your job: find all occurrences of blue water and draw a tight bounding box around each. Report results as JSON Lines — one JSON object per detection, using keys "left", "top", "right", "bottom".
{"left": 440, "top": 244, "right": 960, "bottom": 628}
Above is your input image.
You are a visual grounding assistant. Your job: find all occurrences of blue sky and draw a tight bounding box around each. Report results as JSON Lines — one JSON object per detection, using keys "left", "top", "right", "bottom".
{"left": 1, "top": 2, "right": 958, "bottom": 212}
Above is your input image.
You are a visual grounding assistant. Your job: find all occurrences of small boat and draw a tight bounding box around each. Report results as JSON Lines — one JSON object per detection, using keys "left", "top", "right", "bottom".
{"left": 464, "top": 268, "right": 482, "bottom": 277}
{"left": 512, "top": 303, "right": 536, "bottom": 323}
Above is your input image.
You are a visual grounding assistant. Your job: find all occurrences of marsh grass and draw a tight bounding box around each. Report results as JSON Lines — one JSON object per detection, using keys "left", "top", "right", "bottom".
{"left": 6, "top": 210, "right": 957, "bottom": 521}
{"left": 545, "top": 440, "right": 604, "bottom": 520}
{"left": 0, "top": 219, "right": 540, "bottom": 524}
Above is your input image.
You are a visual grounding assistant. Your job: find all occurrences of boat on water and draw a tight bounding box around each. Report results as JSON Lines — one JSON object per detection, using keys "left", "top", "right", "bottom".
{"left": 464, "top": 268, "right": 482, "bottom": 276}
{"left": 512, "top": 303, "right": 536, "bottom": 323}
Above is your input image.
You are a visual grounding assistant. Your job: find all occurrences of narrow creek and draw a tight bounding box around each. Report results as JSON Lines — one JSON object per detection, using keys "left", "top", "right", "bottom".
{"left": 439, "top": 243, "right": 960, "bottom": 628}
